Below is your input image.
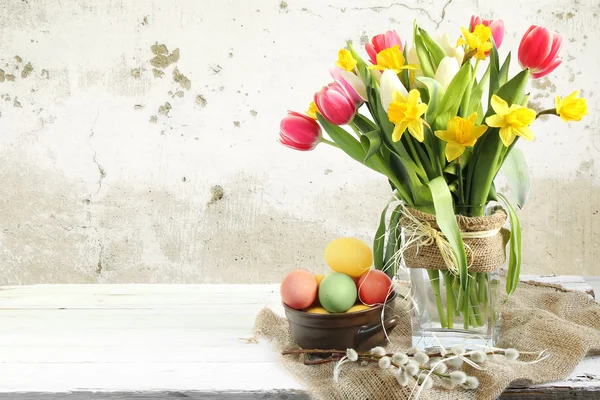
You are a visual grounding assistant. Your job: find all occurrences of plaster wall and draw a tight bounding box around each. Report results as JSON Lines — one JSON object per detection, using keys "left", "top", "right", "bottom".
{"left": 0, "top": 0, "right": 598, "bottom": 284}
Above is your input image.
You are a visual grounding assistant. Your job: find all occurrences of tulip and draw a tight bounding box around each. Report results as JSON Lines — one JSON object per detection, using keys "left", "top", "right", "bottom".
{"left": 279, "top": 111, "right": 322, "bottom": 151}
{"left": 314, "top": 82, "right": 356, "bottom": 125}
{"left": 518, "top": 25, "right": 564, "bottom": 79}
{"left": 436, "top": 32, "right": 465, "bottom": 64}
{"left": 470, "top": 15, "right": 505, "bottom": 49}
{"left": 434, "top": 57, "right": 460, "bottom": 89}
{"left": 380, "top": 69, "right": 408, "bottom": 112}
{"left": 330, "top": 67, "right": 367, "bottom": 103}
{"left": 366, "top": 30, "right": 403, "bottom": 65}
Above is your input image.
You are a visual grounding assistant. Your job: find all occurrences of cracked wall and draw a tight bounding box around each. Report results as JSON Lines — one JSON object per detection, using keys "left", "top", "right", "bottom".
{"left": 0, "top": 0, "right": 599, "bottom": 284}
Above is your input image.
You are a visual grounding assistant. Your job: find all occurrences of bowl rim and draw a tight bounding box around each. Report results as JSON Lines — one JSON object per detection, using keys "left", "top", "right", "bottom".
{"left": 282, "top": 291, "right": 397, "bottom": 318}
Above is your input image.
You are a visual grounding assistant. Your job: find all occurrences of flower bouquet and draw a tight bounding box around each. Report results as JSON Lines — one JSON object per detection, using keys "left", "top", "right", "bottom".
{"left": 279, "top": 16, "right": 588, "bottom": 348}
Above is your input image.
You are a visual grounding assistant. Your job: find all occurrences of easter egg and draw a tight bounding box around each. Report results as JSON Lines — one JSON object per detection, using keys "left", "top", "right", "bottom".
{"left": 324, "top": 237, "right": 373, "bottom": 278}
{"left": 346, "top": 304, "right": 371, "bottom": 313}
{"left": 314, "top": 274, "right": 325, "bottom": 286}
{"left": 306, "top": 306, "right": 330, "bottom": 314}
{"left": 318, "top": 273, "right": 357, "bottom": 313}
{"left": 281, "top": 270, "right": 318, "bottom": 310}
{"left": 357, "top": 270, "right": 393, "bottom": 305}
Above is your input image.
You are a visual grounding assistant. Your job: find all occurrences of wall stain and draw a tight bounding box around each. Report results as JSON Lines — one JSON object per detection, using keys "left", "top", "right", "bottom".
{"left": 149, "top": 115, "right": 158, "bottom": 123}
{"left": 158, "top": 102, "right": 172, "bottom": 116}
{"left": 172, "top": 67, "right": 191, "bottom": 90}
{"left": 21, "top": 62, "right": 33, "bottom": 78}
{"left": 130, "top": 68, "right": 142, "bottom": 78}
{"left": 0, "top": 69, "right": 4, "bottom": 82}
{"left": 196, "top": 95, "right": 207, "bottom": 107}
{"left": 13, "top": 97, "right": 21, "bottom": 108}
{"left": 250, "top": 110, "right": 257, "bottom": 117}
{"left": 6, "top": 74, "right": 15, "bottom": 82}
{"left": 279, "top": 1, "right": 289, "bottom": 12}
{"left": 233, "top": 121, "right": 241, "bottom": 127}
{"left": 152, "top": 68, "right": 164, "bottom": 78}
{"left": 207, "top": 185, "right": 224, "bottom": 206}
{"left": 41, "top": 69, "right": 50, "bottom": 79}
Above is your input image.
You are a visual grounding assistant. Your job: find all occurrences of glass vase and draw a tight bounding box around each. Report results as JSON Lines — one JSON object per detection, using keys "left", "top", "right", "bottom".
{"left": 409, "top": 266, "right": 501, "bottom": 351}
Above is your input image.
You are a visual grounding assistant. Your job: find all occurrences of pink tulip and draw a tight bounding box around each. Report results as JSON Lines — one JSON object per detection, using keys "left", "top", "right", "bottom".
{"left": 470, "top": 15, "right": 505, "bottom": 49}
{"left": 365, "top": 30, "right": 403, "bottom": 65}
{"left": 330, "top": 67, "right": 367, "bottom": 104}
{"left": 314, "top": 82, "right": 356, "bottom": 125}
{"left": 279, "top": 111, "right": 322, "bottom": 151}
{"left": 518, "top": 25, "right": 564, "bottom": 79}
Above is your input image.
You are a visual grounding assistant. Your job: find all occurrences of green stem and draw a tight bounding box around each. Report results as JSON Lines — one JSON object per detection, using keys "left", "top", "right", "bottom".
{"left": 405, "top": 135, "right": 426, "bottom": 173}
{"left": 477, "top": 272, "right": 488, "bottom": 304}
{"left": 348, "top": 122, "right": 361, "bottom": 136}
{"left": 536, "top": 108, "right": 557, "bottom": 118}
{"left": 428, "top": 269, "right": 448, "bottom": 329}
{"left": 456, "top": 156, "right": 465, "bottom": 213}
{"left": 469, "top": 275, "right": 484, "bottom": 326}
{"left": 472, "top": 59, "right": 481, "bottom": 85}
{"left": 442, "top": 271, "right": 455, "bottom": 329}
{"left": 320, "top": 138, "right": 339, "bottom": 147}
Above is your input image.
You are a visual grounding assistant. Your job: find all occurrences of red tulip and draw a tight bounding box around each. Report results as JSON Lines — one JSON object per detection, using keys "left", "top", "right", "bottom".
{"left": 314, "top": 82, "right": 356, "bottom": 125}
{"left": 518, "top": 25, "right": 564, "bottom": 79}
{"left": 365, "top": 30, "right": 403, "bottom": 65}
{"left": 470, "top": 15, "right": 505, "bottom": 49}
{"left": 279, "top": 111, "right": 322, "bottom": 151}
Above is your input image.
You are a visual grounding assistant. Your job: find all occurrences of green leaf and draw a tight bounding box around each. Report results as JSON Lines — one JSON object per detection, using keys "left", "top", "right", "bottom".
{"left": 498, "top": 52, "right": 512, "bottom": 87}
{"left": 363, "top": 129, "right": 383, "bottom": 162}
{"left": 466, "top": 64, "right": 490, "bottom": 118}
{"left": 384, "top": 205, "right": 402, "bottom": 278}
{"left": 317, "top": 114, "right": 368, "bottom": 164}
{"left": 373, "top": 204, "right": 390, "bottom": 271}
{"left": 416, "top": 77, "right": 445, "bottom": 125}
{"left": 487, "top": 69, "right": 531, "bottom": 116}
{"left": 488, "top": 43, "right": 500, "bottom": 106}
{"left": 428, "top": 177, "right": 469, "bottom": 291}
{"left": 353, "top": 113, "right": 378, "bottom": 133}
{"left": 418, "top": 28, "right": 446, "bottom": 68}
{"left": 347, "top": 42, "right": 370, "bottom": 84}
{"left": 500, "top": 147, "right": 530, "bottom": 208}
{"left": 498, "top": 193, "right": 522, "bottom": 298}
{"left": 435, "top": 63, "right": 473, "bottom": 128}
{"left": 401, "top": 45, "right": 411, "bottom": 90}
{"left": 414, "top": 33, "right": 435, "bottom": 78}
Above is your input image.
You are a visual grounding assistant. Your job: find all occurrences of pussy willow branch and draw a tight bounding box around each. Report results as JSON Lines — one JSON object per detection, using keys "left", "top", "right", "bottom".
{"left": 282, "top": 348, "right": 509, "bottom": 359}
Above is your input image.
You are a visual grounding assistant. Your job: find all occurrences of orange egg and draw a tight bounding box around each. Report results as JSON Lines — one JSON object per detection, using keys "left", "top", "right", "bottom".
{"left": 281, "top": 270, "right": 318, "bottom": 310}
{"left": 357, "top": 270, "right": 393, "bottom": 305}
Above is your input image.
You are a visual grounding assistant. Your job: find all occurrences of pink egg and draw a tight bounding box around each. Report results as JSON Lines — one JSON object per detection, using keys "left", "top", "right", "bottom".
{"left": 281, "top": 270, "right": 318, "bottom": 309}
{"left": 357, "top": 270, "right": 393, "bottom": 305}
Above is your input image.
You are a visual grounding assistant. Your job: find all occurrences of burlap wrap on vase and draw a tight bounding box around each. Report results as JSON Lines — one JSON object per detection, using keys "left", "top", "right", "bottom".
{"left": 400, "top": 207, "right": 510, "bottom": 273}
{"left": 254, "top": 280, "right": 600, "bottom": 400}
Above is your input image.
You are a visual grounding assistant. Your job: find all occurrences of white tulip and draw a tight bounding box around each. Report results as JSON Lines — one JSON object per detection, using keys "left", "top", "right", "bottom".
{"left": 406, "top": 45, "right": 423, "bottom": 87}
{"left": 380, "top": 69, "right": 408, "bottom": 112}
{"left": 340, "top": 69, "right": 368, "bottom": 101}
{"left": 437, "top": 32, "right": 465, "bottom": 65}
{"left": 434, "top": 57, "right": 460, "bottom": 89}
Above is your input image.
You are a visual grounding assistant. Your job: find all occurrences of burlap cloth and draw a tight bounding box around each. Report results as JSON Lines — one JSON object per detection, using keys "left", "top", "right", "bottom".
{"left": 400, "top": 207, "right": 510, "bottom": 273}
{"left": 254, "top": 280, "right": 600, "bottom": 399}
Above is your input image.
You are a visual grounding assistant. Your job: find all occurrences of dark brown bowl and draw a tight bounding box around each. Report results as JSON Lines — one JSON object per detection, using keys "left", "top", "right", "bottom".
{"left": 283, "top": 293, "right": 399, "bottom": 351}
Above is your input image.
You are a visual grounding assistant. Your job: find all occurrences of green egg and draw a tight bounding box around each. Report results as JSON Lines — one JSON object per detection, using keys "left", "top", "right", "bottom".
{"left": 318, "top": 273, "right": 357, "bottom": 313}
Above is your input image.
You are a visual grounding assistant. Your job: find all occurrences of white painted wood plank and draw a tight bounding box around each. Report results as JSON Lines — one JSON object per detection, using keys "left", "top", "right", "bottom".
{"left": 0, "top": 363, "right": 305, "bottom": 392}
{"left": 0, "top": 277, "right": 596, "bottom": 394}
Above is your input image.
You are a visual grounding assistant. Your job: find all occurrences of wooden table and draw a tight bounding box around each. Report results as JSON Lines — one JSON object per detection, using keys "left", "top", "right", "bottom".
{"left": 0, "top": 276, "right": 599, "bottom": 399}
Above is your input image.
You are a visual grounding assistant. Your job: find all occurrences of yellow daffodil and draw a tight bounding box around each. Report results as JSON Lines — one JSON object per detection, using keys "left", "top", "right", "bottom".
{"left": 435, "top": 113, "right": 488, "bottom": 161}
{"left": 335, "top": 49, "right": 357, "bottom": 72}
{"left": 369, "top": 46, "right": 419, "bottom": 73}
{"left": 485, "top": 95, "right": 536, "bottom": 147}
{"left": 555, "top": 90, "right": 588, "bottom": 122}
{"left": 306, "top": 101, "right": 318, "bottom": 120}
{"left": 388, "top": 89, "right": 428, "bottom": 142}
{"left": 457, "top": 24, "right": 493, "bottom": 60}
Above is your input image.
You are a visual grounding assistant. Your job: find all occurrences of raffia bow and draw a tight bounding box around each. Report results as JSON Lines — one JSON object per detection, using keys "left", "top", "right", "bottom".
{"left": 399, "top": 207, "right": 501, "bottom": 274}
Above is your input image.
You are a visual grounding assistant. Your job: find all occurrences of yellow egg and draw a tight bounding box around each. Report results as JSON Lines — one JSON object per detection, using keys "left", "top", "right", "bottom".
{"left": 346, "top": 304, "right": 371, "bottom": 313}
{"left": 315, "top": 274, "right": 325, "bottom": 286}
{"left": 324, "top": 238, "right": 373, "bottom": 278}
{"left": 306, "top": 306, "right": 330, "bottom": 314}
